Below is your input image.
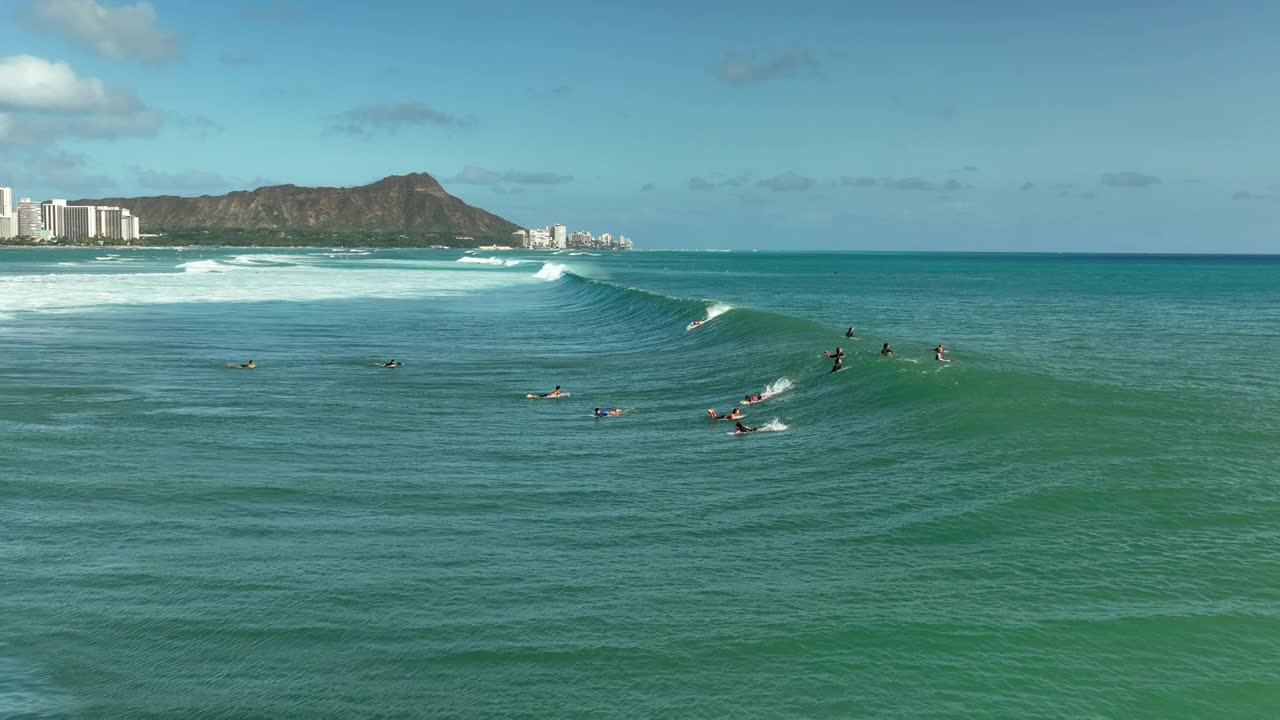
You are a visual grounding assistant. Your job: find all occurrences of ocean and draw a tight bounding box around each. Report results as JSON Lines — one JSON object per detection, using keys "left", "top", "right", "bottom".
{"left": 3, "top": 248, "right": 1279, "bottom": 718}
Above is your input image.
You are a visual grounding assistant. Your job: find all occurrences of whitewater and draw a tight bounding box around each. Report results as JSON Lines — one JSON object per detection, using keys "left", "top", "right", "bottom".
{"left": 3, "top": 247, "right": 1279, "bottom": 719}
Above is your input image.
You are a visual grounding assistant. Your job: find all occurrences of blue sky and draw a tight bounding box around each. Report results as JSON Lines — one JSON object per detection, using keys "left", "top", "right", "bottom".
{"left": 0, "top": 0, "right": 1277, "bottom": 251}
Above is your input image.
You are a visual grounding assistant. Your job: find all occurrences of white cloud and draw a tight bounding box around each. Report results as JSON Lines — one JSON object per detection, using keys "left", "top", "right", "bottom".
{"left": 25, "top": 0, "right": 183, "bottom": 65}
{"left": 0, "top": 54, "right": 131, "bottom": 112}
{"left": 0, "top": 55, "right": 159, "bottom": 146}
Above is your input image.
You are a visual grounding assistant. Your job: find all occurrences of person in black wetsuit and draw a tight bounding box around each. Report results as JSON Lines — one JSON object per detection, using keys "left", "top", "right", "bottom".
{"left": 734, "top": 421, "right": 756, "bottom": 434}
{"left": 881, "top": 343, "right": 895, "bottom": 357}
{"left": 824, "top": 347, "right": 844, "bottom": 372}
{"left": 846, "top": 326, "right": 855, "bottom": 338}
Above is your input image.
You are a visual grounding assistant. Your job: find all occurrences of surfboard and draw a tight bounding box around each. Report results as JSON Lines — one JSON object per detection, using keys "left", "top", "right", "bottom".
{"left": 526, "top": 392, "right": 571, "bottom": 398}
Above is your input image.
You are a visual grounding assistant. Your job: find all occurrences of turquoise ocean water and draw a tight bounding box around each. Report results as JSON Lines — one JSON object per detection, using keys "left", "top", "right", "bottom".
{"left": 3, "top": 248, "right": 1279, "bottom": 718}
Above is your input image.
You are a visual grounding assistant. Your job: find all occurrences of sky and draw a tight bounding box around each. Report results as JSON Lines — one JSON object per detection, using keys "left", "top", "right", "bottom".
{"left": 0, "top": 0, "right": 1277, "bottom": 252}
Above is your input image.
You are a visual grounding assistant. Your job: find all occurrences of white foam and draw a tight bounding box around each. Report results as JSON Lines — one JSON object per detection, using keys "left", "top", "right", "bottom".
{"left": 730, "top": 418, "right": 789, "bottom": 435}
{"left": 569, "top": 252, "right": 601, "bottom": 256}
{"left": 705, "top": 302, "right": 733, "bottom": 321}
{"left": 761, "top": 377, "right": 794, "bottom": 399}
{"left": 178, "top": 260, "right": 236, "bottom": 273}
{"left": 0, "top": 255, "right": 532, "bottom": 317}
{"left": 533, "top": 262, "right": 568, "bottom": 281}
{"left": 457, "top": 256, "right": 506, "bottom": 265}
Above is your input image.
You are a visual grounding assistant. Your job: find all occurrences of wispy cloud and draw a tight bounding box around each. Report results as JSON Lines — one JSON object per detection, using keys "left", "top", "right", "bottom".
{"left": 1020, "top": 181, "right": 1035, "bottom": 191}
{"left": 24, "top": 0, "right": 183, "bottom": 65}
{"left": 0, "top": 147, "right": 116, "bottom": 193}
{"left": 758, "top": 171, "right": 815, "bottom": 192}
{"left": 715, "top": 49, "right": 818, "bottom": 86}
{"left": 242, "top": 1, "right": 299, "bottom": 23}
{"left": 131, "top": 166, "right": 229, "bottom": 192}
{"left": 838, "top": 176, "right": 879, "bottom": 188}
{"left": 217, "top": 52, "right": 257, "bottom": 66}
{"left": 688, "top": 176, "right": 714, "bottom": 191}
{"left": 1232, "top": 191, "right": 1267, "bottom": 200}
{"left": 331, "top": 102, "right": 473, "bottom": 136}
{"left": 1100, "top": 171, "right": 1161, "bottom": 188}
{"left": 640, "top": 183, "right": 656, "bottom": 192}
{"left": 173, "top": 113, "right": 224, "bottom": 138}
{"left": 448, "top": 166, "right": 573, "bottom": 186}
{"left": 529, "top": 85, "right": 573, "bottom": 101}
{"left": 1060, "top": 190, "right": 1096, "bottom": 199}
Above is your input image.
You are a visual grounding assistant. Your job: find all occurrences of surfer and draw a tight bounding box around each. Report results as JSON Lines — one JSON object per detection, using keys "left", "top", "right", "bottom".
{"left": 734, "top": 421, "right": 756, "bottom": 434}
{"left": 934, "top": 344, "right": 950, "bottom": 363}
{"left": 708, "top": 408, "right": 743, "bottom": 420}
{"left": 226, "top": 359, "right": 255, "bottom": 369}
{"left": 825, "top": 347, "right": 844, "bottom": 372}
{"left": 881, "top": 343, "right": 895, "bottom": 357}
{"left": 744, "top": 393, "right": 764, "bottom": 403}
{"left": 593, "top": 408, "right": 622, "bottom": 417}
{"left": 846, "top": 326, "right": 855, "bottom": 338}
{"left": 381, "top": 359, "right": 402, "bottom": 368}
{"left": 527, "top": 385, "right": 565, "bottom": 398}
{"left": 689, "top": 319, "right": 705, "bottom": 328}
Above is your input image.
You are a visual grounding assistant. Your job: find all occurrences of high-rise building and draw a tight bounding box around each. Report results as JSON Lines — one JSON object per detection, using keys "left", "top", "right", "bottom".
{"left": 0, "top": 186, "right": 12, "bottom": 217}
{"left": 0, "top": 215, "right": 14, "bottom": 240}
{"left": 41, "top": 199, "right": 67, "bottom": 237}
{"left": 62, "top": 205, "right": 97, "bottom": 239}
{"left": 96, "top": 207, "right": 123, "bottom": 240}
{"left": 527, "top": 228, "right": 551, "bottom": 248}
{"left": 597, "top": 233, "right": 613, "bottom": 248}
{"left": 568, "top": 231, "right": 593, "bottom": 248}
{"left": 550, "top": 224, "right": 567, "bottom": 249}
{"left": 617, "top": 235, "right": 633, "bottom": 250}
{"left": 121, "top": 210, "right": 139, "bottom": 241}
{"left": 511, "top": 229, "right": 529, "bottom": 248}
{"left": 16, "top": 198, "right": 42, "bottom": 238}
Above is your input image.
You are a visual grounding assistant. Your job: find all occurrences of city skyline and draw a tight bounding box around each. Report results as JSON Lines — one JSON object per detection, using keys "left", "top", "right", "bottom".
{"left": 0, "top": 1, "right": 1277, "bottom": 252}
{"left": 0, "top": 185, "right": 141, "bottom": 241}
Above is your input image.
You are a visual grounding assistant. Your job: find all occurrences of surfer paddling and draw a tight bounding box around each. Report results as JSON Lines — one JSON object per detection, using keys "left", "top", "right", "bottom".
{"left": 708, "top": 408, "right": 743, "bottom": 420}
{"left": 380, "top": 359, "right": 402, "bottom": 367}
{"left": 734, "top": 421, "right": 756, "bottom": 434}
{"left": 744, "top": 393, "right": 764, "bottom": 403}
{"left": 527, "top": 385, "right": 566, "bottom": 398}
{"left": 593, "top": 408, "right": 622, "bottom": 417}
{"left": 934, "top": 344, "right": 950, "bottom": 363}
{"left": 226, "top": 359, "right": 255, "bottom": 369}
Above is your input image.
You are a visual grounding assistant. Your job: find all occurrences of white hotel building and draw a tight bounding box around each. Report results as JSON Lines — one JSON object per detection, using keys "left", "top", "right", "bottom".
{"left": 0, "top": 186, "right": 141, "bottom": 241}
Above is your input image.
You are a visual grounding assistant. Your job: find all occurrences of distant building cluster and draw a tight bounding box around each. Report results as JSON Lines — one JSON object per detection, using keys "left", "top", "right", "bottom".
{"left": 0, "top": 186, "right": 141, "bottom": 242}
{"left": 511, "top": 223, "right": 633, "bottom": 251}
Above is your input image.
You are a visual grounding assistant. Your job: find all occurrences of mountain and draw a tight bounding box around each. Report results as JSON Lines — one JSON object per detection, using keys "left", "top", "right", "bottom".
{"left": 74, "top": 173, "right": 520, "bottom": 236}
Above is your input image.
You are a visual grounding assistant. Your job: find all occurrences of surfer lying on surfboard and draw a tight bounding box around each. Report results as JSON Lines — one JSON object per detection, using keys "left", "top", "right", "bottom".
{"left": 527, "top": 385, "right": 566, "bottom": 398}
{"left": 708, "top": 408, "right": 742, "bottom": 420}
{"left": 225, "top": 359, "right": 255, "bottom": 369}
{"left": 734, "top": 421, "right": 756, "bottom": 434}
{"left": 744, "top": 393, "right": 764, "bottom": 403}
{"left": 593, "top": 408, "right": 623, "bottom": 417}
